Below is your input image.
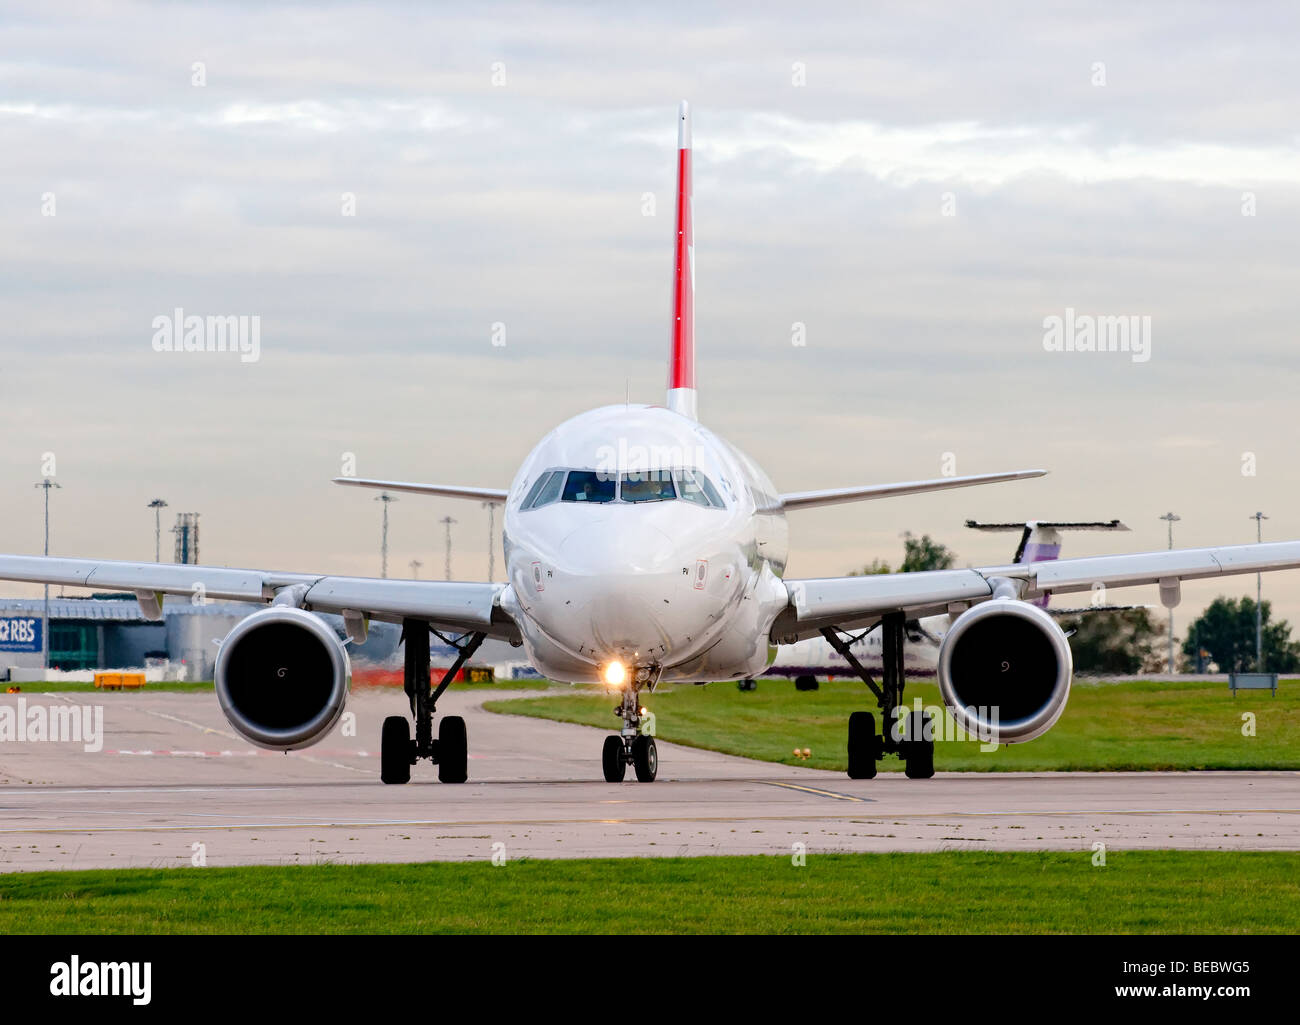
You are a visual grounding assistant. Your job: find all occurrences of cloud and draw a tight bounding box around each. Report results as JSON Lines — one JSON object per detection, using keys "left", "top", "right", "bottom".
{"left": 1, "top": 0, "right": 1298, "bottom": 632}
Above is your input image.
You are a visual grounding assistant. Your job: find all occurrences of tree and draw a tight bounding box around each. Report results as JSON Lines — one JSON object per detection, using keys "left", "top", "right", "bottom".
{"left": 1180, "top": 596, "right": 1300, "bottom": 673}
{"left": 1055, "top": 608, "right": 1165, "bottom": 675}
{"left": 899, "top": 532, "right": 956, "bottom": 573}
{"left": 847, "top": 558, "right": 891, "bottom": 576}
{"left": 848, "top": 533, "right": 957, "bottom": 576}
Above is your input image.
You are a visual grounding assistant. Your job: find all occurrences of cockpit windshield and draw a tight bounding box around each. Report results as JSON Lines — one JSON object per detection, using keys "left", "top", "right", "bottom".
{"left": 620, "top": 471, "right": 676, "bottom": 503}
{"left": 560, "top": 470, "right": 617, "bottom": 504}
{"left": 672, "top": 468, "right": 724, "bottom": 508}
{"left": 521, "top": 468, "right": 726, "bottom": 510}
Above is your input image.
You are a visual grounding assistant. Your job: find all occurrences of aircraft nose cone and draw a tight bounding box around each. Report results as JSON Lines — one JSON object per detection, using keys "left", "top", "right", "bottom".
{"left": 559, "top": 522, "right": 679, "bottom": 656}
{"left": 559, "top": 521, "right": 677, "bottom": 576}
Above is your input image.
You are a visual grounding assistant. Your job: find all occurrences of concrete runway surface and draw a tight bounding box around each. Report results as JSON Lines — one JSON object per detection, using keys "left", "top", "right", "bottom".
{"left": 0, "top": 688, "right": 1297, "bottom": 871}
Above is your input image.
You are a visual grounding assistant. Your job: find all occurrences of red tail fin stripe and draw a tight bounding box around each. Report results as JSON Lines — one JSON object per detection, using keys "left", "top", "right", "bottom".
{"left": 670, "top": 121, "right": 694, "bottom": 391}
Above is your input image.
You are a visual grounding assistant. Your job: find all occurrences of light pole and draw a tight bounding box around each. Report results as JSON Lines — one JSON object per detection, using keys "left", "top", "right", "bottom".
{"left": 409, "top": 559, "right": 422, "bottom": 580}
{"left": 1251, "top": 511, "right": 1268, "bottom": 670}
{"left": 35, "top": 479, "right": 61, "bottom": 672}
{"left": 375, "top": 493, "right": 397, "bottom": 578}
{"left": 440, "top": 516, "right": 457, "bottom": 581}
{"left": 482, "top": 501, "right": 496, "bottom": 583}
{"left": 147, "top": 498, "right": 168, "bottom": 562}
{"left": 1158, "top": 512, "right": 1180, "bottom": 672}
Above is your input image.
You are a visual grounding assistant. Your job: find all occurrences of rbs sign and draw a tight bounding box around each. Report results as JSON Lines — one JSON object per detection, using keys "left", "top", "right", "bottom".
{"left": 0, "top": 617, "right": 43, "bottom": 653}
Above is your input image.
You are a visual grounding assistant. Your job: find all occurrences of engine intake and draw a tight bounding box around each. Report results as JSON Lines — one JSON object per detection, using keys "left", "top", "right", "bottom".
{"left": 936, "top": 598, "right": 1072, "bottom": 744}
{"left": 215, "top": 606, "right": 350, "bottom": 751}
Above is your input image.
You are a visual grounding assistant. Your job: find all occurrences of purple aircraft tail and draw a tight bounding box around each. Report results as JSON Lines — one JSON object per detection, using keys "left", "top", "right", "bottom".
{"left": 965, "top": 519, "right": 1130, "bottom": 607}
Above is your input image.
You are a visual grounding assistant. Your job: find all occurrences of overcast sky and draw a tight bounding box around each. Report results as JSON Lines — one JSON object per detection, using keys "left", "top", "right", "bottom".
{"left": 3, "top": 1, "right": 1299, "bottom": 640}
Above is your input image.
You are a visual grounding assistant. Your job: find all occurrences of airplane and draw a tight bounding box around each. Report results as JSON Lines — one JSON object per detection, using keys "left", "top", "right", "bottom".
{"left": 5, "top": 102, "right": 1300, "bottom": 785}
{"left": 766, "top": 519, "right": 1133, "bottom": 688}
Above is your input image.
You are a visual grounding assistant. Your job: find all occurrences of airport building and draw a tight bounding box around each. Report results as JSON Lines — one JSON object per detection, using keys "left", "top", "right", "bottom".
{"left": 0, "top": 594, "right": 523, "bottom": 682}
{"left": 0, "top": 595, "right": 400, "bottom": 681}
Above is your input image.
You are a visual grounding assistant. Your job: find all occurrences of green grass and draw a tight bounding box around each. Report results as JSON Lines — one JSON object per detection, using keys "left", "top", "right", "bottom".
{"left": 449, "top": 678, "right": 563, "bottom": 691}
{"left": 485, "top": 678, "right": 1300, "bottom": 772}
{"left": 3, "top": 681, "right": 215, "bottom": 693}
{"left": 8, "top": 678, "right": 560, "bottom": 694}
{"left": 1, "top": 852, "right": 1296, "bottom": 933}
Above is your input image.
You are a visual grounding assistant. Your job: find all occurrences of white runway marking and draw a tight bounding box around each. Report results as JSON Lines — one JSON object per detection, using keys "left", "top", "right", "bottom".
{"left": 140, "top": 707, "right": 374, "bottom": 775}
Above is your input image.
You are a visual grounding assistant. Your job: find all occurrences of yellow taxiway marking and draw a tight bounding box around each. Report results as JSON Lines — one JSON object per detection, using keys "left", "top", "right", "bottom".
{"left": 758, "top": 780, "right": 866, "bottom": 803}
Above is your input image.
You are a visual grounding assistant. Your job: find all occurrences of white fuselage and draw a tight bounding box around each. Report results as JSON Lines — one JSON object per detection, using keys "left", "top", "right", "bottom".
{"left": 499, "top": 404, "right": 790, "bottom": 684}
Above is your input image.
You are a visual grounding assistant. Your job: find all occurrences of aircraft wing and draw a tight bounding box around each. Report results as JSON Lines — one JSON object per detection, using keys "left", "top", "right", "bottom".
{"left": 772, "top": 539, "right": 1300, "bottom": 642}
{"left": 0, "top": 554, "right": 518, "bottom": 640}
{"left": 779, "top": 469, "right": 1046, "bottom": 511}
{"left": 333, "top": 478, "right": 509, "bottom": 503}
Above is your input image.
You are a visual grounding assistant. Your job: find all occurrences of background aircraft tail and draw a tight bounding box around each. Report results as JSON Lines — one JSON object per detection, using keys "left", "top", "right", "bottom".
{"left": 966, "top": 519, "right": 1130, "bottom": 607}
{"left": 667, "top": 101, "right": 696, "bottom": 420}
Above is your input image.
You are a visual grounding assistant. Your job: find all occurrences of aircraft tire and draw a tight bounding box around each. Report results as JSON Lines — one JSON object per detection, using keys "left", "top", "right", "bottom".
{"left": 437, "top": 715, "right": 468, "bottom": 784}
{"left": 847, "top": 711, "right": 879, "bottom": 779}
{"left": 602, "top": 736, "right": 626, "bottom": 782}
{"left": 631, "top": 735, "right": 658, "bottom": 782}
{"left": 381, "top": 716, "right": 412, "bottom": 785}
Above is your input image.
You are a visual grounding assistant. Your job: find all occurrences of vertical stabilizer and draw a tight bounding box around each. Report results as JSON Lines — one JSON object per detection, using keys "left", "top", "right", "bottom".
{"left": 965, "top": 519, "right": 1130, "bottom": 607}
{"left": 667, "top": 101, "right": 697, "bottom": 420}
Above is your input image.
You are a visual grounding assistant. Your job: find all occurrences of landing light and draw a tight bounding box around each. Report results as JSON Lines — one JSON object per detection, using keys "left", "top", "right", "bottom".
{"left": 603, "top": 661, "right": 626, "bottom": 687}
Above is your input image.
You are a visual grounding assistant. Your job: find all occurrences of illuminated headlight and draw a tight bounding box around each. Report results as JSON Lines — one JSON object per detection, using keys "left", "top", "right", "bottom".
{"left": 603, "top": 661, "right": 626, "bottom": 687}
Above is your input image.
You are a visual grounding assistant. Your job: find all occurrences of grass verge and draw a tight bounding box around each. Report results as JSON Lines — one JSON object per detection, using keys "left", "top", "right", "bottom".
{"left": 1, "top": 852, "right": 1296, "bottom": 933}
{"left": 485, "top": 678, "right": 1300, "bottom": 772}
{"left": 3, "top": 681, "right": 215, "bottom": 693}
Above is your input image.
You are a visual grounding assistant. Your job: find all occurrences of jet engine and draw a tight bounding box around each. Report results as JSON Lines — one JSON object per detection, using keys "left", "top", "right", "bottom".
{"left": 214, "top": 606, "right": 350, "bottom": 751}
{"left": 936, "top": 598, "right": 1072, "bottom": 744}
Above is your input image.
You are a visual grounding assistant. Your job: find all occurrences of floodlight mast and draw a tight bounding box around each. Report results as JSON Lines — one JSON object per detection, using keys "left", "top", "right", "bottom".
{"left": 375, "top": 493, "right": 397, "bottom": 578}
{"left": 1252, "top": 511, "right": 1269, "bottom": 669}
{"left": 1158, "top": 512, "right": 1180, "bottom": 672}
{"left": 482, "top": 501, "right": 496, "bottom": 583}
{"left": 147, "top": 498, "right": 168, "bottom": 562}
{"left": 440, "top": 516, "right": 457, "bottom": 581}
{"left": 35, "top": 479, "right": 62, "bottom": 672}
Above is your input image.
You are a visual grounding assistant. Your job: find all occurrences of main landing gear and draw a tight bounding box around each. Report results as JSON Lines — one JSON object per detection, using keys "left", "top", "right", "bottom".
{"left": 821, "top": 611, "right": 935, "bottom": 780}
{"left": 380, "top": 617, "right": 486, "bottom": 785}
{"left": 601, "top": 670, "right": 659, "bottom": 782}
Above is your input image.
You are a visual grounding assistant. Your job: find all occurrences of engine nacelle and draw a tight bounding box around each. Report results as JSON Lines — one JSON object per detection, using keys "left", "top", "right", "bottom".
{"left": 936, "top": 598, "right": 1072, "bottom": 744}
{"left": 215, "top": 606, "right": 350, "bottom": 751}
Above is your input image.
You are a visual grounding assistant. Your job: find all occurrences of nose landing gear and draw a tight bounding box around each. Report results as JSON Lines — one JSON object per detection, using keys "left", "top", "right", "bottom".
{"left": 601, "top": 733, "right": 659, "bottom": 782}
{"left": 601, "top": 668, "right": 660, "bottom": 782}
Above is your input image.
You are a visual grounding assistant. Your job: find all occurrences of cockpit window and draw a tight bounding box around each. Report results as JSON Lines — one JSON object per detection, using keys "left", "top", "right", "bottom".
{"left": 522, "top": 472, "right": 553, "bottom": 510}
{"left": 522, "top": 470, "right": 565, "bottom": 510}
{"left": 561, "top": 470, "right": 617, "bottom": 504}
{"left": 620, "top": 471, "right": 676, "bottom": 503}
{"left": 673, "top": 468, "right": 725, "bottom": 508}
